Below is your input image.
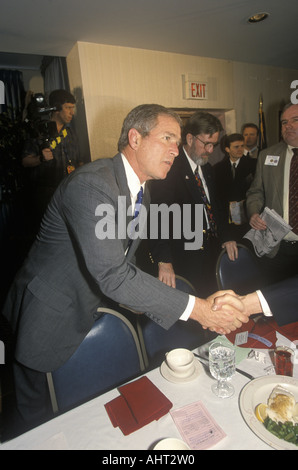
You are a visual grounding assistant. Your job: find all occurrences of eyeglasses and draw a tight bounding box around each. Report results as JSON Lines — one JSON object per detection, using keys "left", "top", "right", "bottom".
{"left": 194, "top": 135, "right": 219, "bottom": 151}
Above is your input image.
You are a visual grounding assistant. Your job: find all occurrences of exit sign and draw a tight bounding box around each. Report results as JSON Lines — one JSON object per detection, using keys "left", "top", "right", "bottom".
{"left": 183, "top": 75, "right": 208, "bottom": 100}
{"left": 189, "top": 81, "right": 208, "bottom": 99}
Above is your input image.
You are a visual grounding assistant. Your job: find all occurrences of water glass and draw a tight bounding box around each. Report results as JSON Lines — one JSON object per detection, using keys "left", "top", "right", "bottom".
{"left": 209, "top": 342, "right": 236, "bottom": 398}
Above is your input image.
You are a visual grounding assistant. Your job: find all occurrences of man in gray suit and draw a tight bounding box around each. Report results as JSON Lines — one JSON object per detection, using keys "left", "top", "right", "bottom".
{"left": 2, "top": 104, "right": 247, "bottom": 430}
{"left": 246, "top": 103, "right": 298, "bottom": 286}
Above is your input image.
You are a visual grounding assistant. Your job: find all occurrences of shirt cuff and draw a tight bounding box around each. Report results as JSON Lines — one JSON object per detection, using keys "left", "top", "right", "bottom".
{"left": 256, "top": 290, "right": 273, "bottom": 317}
{"left": 179, "top": 295, "right": 195, "bottom": 321}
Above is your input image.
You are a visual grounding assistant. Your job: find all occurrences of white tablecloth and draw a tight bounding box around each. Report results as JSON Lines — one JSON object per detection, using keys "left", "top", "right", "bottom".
{"left": 1, "top": 333, "right": 297, "bottom": 451}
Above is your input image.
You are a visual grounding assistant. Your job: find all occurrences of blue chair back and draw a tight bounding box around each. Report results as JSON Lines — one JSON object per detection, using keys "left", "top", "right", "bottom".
{"left": 175, "top": 274, "right": 197, "bottom": 296}
{"left": 47, "top": 308, "right": 145, "bottom": 413}
{"left": 216, "top": 243, "right": 262, "bottom": 295}
{"left": 136, "top": 276, "right": 207, "bottom": 369}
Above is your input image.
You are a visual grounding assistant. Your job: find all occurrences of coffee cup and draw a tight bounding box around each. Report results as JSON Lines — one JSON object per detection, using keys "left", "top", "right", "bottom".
{"left": 153, "top": 438, "right": 190, "bottom": 450}
{"left": 165, "top": 348, "right": 195, "bottom": 378}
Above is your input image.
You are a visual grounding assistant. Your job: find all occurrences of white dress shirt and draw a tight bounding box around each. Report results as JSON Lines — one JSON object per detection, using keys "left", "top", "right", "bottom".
{"left": 121, "top": 154, "right": 195, "bottom": 320}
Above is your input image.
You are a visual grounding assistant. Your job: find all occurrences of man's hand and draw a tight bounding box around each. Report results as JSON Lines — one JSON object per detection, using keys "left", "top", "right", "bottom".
{"left": 190, "top": 290, "right": 249, "bottom": 334}
{"left": 41, "top": 148, "right": 54, "bottom": 162}
{"left": 158, "top": 262, "right": 176, "bottom": 288}
{"left": 249, "top": 213, "right": 267, "bottom": 230}
{"left": 213, "top": 291, "right": 263, "bottom": 317}
{"left": 222, "top": 240, "right": 238, "bottom": 261}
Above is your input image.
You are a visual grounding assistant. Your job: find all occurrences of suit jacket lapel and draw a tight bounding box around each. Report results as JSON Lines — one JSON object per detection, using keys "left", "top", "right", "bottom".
{"left": 264, "top": 143, "right": 286, "bottom": 212}
{"left": 178, "top": 150, "right": 205, "bottom": 204}
{"left": 113, "top": 153, "right": 150, "bottom": 257}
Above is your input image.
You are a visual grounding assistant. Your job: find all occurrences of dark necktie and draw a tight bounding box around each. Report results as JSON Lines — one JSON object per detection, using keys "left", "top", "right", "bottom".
{"left": 127, "top": 187, "right": 144, "bottom": 253}
{"left": 194, "top": 167, "right": 216, "bottom": 233}
{"left": 289, "top": 148, "right": 298, "bottom": 235}
{"left": 231, "top": 162, "right": 236, "bottom": 179}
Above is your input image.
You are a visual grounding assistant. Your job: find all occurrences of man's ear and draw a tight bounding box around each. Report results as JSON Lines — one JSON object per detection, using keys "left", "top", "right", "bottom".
{"left": 185, "top": 132, "right": 193, "bottom": 147}
{"left": 127, "top": 128, "right": 141, "bottom": 150}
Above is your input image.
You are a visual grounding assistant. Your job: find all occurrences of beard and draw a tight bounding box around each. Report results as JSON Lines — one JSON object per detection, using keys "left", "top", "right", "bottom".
{"left": 188, "top": 144, "right": 209, "bottom": 166}
{"left": 189, "top": 149, "right": 209, "bottom": 166}
{"left": 194, "top": 155, "right": 208, "bottom": 166}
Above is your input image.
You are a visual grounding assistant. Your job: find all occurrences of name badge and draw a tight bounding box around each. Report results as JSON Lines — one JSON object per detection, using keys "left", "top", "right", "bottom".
{"left": 265, "top": 155, "right": 280, "bottom": 166}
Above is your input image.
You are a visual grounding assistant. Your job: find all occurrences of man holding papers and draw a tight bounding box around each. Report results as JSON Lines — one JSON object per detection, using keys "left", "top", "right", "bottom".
{"left": 246, "top": 103, "right": 298, "bottom": 285}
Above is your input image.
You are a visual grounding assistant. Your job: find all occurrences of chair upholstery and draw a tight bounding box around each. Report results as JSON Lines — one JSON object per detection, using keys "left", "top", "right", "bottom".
{"left": 136, "top": 275, "right": 207, "bottom": 370}
{"left": 216, "top": 243, "right": 263, "bottom": 295}
{"left": 175, "top": 274, "right": 197, "bottom": 296}
{"left": 47, "top": 308, "right": 145, "bottom": 414}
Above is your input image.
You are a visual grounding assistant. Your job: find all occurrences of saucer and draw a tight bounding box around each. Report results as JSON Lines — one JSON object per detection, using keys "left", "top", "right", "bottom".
{"left": 160, "top": 359, "right": 203, "bottom": 383}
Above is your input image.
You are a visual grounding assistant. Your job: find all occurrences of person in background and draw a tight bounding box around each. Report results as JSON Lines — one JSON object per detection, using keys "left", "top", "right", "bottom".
{"left": 246, "top": 103, "right": 298, "bottom": 286}
{"left": 149, "top": 111, "right": 238, "bottom": 297}
{"left": 22, "top": 89, "right": 82, "bottom": 231}
{"left": 213, "top": 133, "right": 256, "bottom": 241}
{"left": 2, "top": 104, "right": 248, "bottom": 434}
{"left": 241, "top": 122, "right": 260, "bottom": 159}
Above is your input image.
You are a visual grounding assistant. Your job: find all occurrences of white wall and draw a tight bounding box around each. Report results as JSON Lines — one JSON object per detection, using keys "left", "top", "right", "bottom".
{"left": 67, "top": 42, "right": 298, "bottom": 161}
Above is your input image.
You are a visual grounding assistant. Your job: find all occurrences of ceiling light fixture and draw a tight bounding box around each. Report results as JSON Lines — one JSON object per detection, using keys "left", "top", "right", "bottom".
{"left": 248, "top": 12, "right": 269, "bottom": 23}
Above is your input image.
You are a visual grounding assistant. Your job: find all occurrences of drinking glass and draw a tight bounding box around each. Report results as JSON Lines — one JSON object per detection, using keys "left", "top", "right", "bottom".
{"left": 274, "top": 346, "right": 294, "bottom": 376}
{"left": 209, "top": 342, "right": 236, "bottom": 398}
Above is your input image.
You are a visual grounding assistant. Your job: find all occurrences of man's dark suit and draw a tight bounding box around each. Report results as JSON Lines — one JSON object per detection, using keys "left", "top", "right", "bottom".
{"left": 2, "top": 154, "right": 189, "bottom": 374}
{"left": 262, "top": 276, "right": 298, "bottom": 325}
{"left": 213, "top": 155, "right": 256, "bottom": 240}
{"left": 149, "top": 148, "right": 229, "bottom": 297}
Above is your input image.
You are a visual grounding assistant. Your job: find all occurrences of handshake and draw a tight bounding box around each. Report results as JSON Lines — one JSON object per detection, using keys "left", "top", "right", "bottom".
{"left": 190, "top": 289, "right": 262, "bottom": 335}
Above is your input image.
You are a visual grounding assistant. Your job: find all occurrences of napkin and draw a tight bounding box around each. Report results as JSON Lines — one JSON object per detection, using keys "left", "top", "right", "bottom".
{"left": 105, "top": 376, "right": 173, "bottom": 435}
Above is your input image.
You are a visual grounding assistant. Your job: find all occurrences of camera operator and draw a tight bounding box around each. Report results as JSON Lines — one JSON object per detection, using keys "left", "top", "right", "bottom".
{"left": 22, "top": 89, "right": 82, "bottom": 233}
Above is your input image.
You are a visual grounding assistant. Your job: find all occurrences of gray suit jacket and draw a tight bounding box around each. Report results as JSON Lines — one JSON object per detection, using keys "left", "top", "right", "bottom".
{"left": 3, "top": 154, "right": 189, "bottom": 372}
{"left": 246, "top": 141, "right": 287, "bottom": 257}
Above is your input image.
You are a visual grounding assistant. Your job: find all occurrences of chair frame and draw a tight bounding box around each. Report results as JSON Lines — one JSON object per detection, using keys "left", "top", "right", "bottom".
{"left": 215, "top": 242, "right": 260, "bottom": 291}
{"left": 175, "top": 274, "right": 197, "bottom": 296}
{"left": 46, "top": 307, "right": 145, "bottom": 414}
{"left": 136, "top": 275, "right": 198, "bottom": 369}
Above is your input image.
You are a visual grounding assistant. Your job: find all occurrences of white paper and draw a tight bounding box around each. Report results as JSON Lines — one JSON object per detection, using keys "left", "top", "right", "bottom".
{"left": 170, "top": 401, "right": 226, "bottom": 450}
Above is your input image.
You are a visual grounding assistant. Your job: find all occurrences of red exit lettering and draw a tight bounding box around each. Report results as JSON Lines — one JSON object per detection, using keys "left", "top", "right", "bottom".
{"left": 190, "top": 82, "right": 207, "bottom": 99}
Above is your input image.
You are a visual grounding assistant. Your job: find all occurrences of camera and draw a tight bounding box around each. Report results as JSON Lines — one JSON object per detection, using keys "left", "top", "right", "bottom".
{"left": 24, "top": 93, "right": 58, "bottom": 150}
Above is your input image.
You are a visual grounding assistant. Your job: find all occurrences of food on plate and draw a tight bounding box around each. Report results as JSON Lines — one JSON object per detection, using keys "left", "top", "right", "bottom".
{"left": 255, "top": 403, "right": 268, "bottom": 423}
{"left": 267, "top": 385, "right": 296, "bottom": 423}
{"left": 255, "top": 385, "right": 298, "bottom": 446}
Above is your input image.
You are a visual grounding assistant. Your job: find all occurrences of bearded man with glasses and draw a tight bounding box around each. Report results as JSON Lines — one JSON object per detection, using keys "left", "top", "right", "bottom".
{"left": 149, "top": 111, "right": 238, "bottom": 297}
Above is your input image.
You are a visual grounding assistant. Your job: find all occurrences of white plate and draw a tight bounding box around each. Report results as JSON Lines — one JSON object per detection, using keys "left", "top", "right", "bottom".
{"left": 239, "top": 375, "right": 298, "bottom": 450}
{"left": 160, "top": 359, "right": 203, "bottom": 383}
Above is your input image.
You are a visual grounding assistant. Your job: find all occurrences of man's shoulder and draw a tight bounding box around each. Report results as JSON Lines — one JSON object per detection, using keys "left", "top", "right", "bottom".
{"left": 213, "top": 157, "right": 229, "bottom": 171}
{"left": 66, "top": 155, "right": 121, "bottom": 188}
{"left": 259, "top": 142, "right": 287, "bottom": 159}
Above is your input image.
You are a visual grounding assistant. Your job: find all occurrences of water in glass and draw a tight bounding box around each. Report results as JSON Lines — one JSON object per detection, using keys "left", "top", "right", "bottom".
{"left": 209, "top": 342, "right": 235, "bottom": 398}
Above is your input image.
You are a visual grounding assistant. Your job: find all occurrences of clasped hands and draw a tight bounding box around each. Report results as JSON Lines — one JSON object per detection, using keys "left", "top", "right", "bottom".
{"left": 190, "top": 290, "right": 252, "bottom": 335}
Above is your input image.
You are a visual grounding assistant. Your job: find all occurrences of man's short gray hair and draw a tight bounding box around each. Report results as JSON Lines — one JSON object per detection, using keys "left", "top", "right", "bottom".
{"left": 118, "top": 104, "right": 182, "bottom": 152}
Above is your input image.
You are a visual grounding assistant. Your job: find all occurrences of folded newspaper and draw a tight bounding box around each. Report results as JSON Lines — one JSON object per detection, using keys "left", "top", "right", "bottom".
{"left": 244, "top": 207, "right": 292, "bottom": 257}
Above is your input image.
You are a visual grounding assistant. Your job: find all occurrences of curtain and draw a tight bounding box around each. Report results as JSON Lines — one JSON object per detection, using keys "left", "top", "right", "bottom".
{"left": 0, "top": 69, "right": 25, "bottom": 120}
{"left": 41, "top": 56, "right": 70, "bottom": 97}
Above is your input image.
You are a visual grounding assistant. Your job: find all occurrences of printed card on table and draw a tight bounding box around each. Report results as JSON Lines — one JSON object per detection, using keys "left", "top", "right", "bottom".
{"left": 170, "top": 401, "right": 226, "bottom": 450}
